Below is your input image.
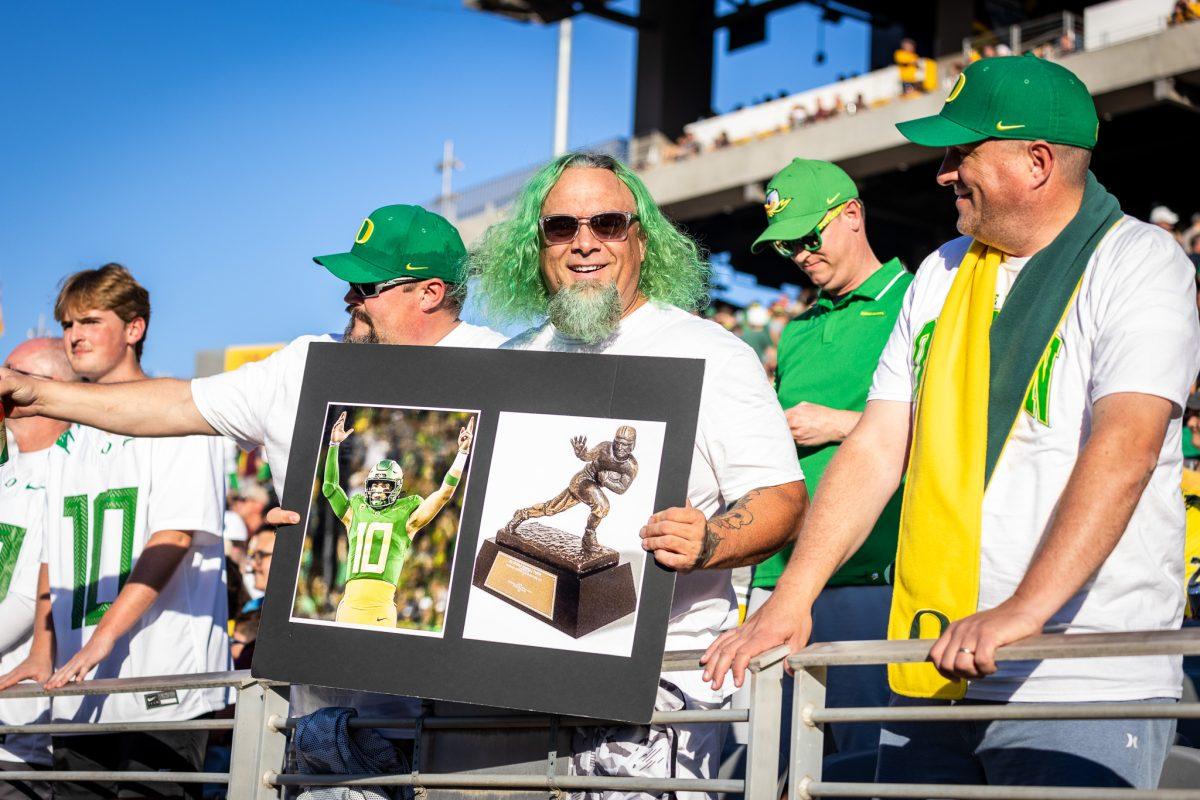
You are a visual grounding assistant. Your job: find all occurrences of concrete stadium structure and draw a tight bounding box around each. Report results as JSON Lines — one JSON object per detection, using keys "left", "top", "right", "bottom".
{"left": 457, "top": 0, "right": 1200, "bottom": 291}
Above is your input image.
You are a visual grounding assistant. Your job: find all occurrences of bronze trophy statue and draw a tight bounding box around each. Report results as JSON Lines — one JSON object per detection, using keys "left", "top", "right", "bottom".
{"left": 472, "top": 426, "right": 640, "bottom": 637}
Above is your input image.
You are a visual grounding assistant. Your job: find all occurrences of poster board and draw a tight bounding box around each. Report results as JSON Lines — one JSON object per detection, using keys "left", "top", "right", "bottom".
{"left": 253, "top": 342, "right": 703, "bottom": 723}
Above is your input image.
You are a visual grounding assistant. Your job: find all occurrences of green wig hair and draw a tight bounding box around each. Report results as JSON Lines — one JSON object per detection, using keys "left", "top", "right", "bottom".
{"left": 467, "top": 151, "right": 710, "bottom": 325}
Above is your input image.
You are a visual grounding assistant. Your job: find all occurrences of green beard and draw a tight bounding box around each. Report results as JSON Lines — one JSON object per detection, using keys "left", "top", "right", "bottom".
{"left": 547, "top": 281, "right": 622, "bottom": 344}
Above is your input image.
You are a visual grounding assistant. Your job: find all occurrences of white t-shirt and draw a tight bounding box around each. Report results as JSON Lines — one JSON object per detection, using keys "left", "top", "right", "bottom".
{"left": 192, "top": 322, "right": 505, "bottom": 495}
{"left": 190, "top": 321, "right": 505, "bottom": 724}
{"left": 42, "top": 425, "right": 230, "bottom": 723}
{"left": 505, "top": 302, "right": 804, "bottom": 702}
{"left": 0, "top": 441, "right": 51, "bottom": 766}
{"left": 869, "top": 218, "right": 1200, "bottom": 702}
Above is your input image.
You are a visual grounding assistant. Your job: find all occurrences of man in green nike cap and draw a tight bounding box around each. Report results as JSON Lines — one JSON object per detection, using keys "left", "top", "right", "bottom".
{"left": 743, "top": 158, "right": 910, "bottom": 778}
{"left": 704, "top": 56, "right": 1199, "bottom": 790}
{"left": 0, "top": 204, "right": 505, "bottom": 763}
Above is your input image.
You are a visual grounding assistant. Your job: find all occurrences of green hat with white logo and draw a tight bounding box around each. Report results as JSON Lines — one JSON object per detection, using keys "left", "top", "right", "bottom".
{"left": 896, "top": 55, "right": 1098, "bottom": 149}
{"left": 314, "top": 204, "right": 467, "bottom": 284}
{"left": 751, "top": 159, "right": 859, "bottom": 253}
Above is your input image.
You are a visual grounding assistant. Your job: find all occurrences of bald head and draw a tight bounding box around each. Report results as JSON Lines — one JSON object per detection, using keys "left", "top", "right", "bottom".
{"left": 5, "top": 337, "right": 77, "bottom": 383}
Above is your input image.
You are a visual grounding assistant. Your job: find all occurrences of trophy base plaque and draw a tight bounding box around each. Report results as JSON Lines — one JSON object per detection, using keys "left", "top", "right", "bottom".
{"left": 472, "top": 522, "right": 636, "bottom": 638}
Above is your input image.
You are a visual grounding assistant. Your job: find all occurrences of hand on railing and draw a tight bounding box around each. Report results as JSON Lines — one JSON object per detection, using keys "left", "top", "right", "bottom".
{"left": 0, "top": 651, "right": 52, "bottom": 692}
{"left": 699, "top": 588, "right": 813, "bottom": 691}
{"left": 927, "top": 597, "right": 1046, "bottom": 681}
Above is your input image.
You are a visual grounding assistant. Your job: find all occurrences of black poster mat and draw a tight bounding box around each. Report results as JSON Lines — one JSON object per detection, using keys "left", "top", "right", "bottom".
{"left": 253, "top": 343, "right": 704, "bottom": 724}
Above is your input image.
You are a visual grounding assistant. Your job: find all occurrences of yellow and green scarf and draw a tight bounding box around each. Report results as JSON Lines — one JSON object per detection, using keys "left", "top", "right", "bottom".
{"left": 889, "top": 173, "right": 1123, "bottom": 699}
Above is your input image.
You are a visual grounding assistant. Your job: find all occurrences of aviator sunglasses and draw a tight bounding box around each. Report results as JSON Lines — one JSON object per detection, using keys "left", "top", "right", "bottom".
{"left": 771, "top": 202, "right": 848, "bottom": 259}
{"left": 539, "top": 211, "right": 640, "bottom": 245}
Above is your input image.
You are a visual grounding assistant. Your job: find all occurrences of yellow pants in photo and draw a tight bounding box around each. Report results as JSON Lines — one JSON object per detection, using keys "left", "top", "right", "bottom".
{"left": 335, "top": 578, "right": 397, "bottom": 627}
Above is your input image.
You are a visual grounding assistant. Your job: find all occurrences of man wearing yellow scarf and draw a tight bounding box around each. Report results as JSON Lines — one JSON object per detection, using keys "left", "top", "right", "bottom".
{"left": 702, "top": 56, "right": 1200, "bottom": 790}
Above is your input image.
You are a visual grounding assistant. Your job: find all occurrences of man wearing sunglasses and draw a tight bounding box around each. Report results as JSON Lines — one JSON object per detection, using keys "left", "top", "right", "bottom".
{"left": 471, "top": 151, "right": 807, "bottom": 798}
{"left": 743, "top": 158, "right": 910, "bottom": 778}
{"left": 0, "top": 204, "right": 503, "bottom": 751}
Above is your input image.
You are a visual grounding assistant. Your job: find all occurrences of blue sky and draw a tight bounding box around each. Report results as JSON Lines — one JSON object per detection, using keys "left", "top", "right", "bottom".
{"left": 0, "top": 0, "right": 867, "bottom": 376}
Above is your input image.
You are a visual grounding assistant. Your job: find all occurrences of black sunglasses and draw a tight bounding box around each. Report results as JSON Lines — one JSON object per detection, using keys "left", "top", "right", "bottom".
{"left": 539, "top": 211, "right": 640, "bottom": 245}
{"left": 349, "top": 277, "right": 425, "bottom": 299}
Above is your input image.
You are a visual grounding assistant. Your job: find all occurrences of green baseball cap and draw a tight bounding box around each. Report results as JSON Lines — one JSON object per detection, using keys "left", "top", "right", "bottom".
{"left": 314, "top": 204, "right": 467, "bottom": 285}
{"left": 751, "top": 159, "right": 859, "bottom": 253}
{"left": 896, "top": 55, "right": 1098, "bottom": 149}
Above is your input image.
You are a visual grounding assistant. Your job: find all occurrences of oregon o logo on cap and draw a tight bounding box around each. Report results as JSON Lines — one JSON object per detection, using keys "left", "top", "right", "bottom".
{"left": 945, "top": 73, "right": 966, "bottom": 103}
{"left": 355, "top": 218, "right": 375, "bottom": 244}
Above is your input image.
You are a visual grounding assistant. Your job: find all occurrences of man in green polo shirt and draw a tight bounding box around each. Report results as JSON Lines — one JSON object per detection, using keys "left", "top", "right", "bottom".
{"left": 749, "top": 158, "right": 910, "bottom": 774}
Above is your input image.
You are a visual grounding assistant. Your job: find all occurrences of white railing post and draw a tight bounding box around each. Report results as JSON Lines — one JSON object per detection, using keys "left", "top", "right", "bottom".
{"left": 788, "top": 665, "right": 826, "bottom": 800}
{"left": 744, "top": 654, "right": 784, "bottom": 800}
{"left": 228, "top": 679, "right": 289, "bottom": 799}
{"left": 1010, "top": 23, "right": 1022, "bottom": 54}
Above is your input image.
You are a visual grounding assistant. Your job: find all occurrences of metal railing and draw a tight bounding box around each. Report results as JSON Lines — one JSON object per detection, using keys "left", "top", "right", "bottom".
{"left": 2, "top": 629, "right": 1197, "bottom": 798}
{"left": 0, "top": 648, "right": 784, "bottom": 798}
{"left": 787, "top": 628, "right": 1200, "bottom": 800}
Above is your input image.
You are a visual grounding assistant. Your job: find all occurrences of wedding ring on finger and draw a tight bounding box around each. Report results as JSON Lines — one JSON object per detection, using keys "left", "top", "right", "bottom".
{"left": 957, "top": 647, "right": 975, "bottom": 655}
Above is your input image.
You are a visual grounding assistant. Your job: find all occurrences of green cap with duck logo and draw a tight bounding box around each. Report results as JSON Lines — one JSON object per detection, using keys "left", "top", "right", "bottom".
{"left": 896, "top": 55, "right": 1098, "bottom": 149}
{"left": 751, "top": 159, "right": 859, "bottom": 253}
{"left": 314, "top": 204, "right": 467, "bottom": 284}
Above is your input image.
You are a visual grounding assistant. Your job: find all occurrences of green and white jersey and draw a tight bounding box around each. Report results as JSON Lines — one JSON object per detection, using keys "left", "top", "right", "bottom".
{"left": 343, "top": 494, "right": 421, "bottom": 585}
{"left": 42, "top": 424, "right": 229, "bottom": 724}
{"left": 0, "top": 441, "right": 51, "bottom": 766}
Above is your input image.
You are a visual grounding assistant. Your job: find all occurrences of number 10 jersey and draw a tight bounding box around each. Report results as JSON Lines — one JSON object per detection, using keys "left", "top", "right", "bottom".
{"left": 343, "top": 493, "right": 421, "bottom": 586}
{"left": 42, "top": 425, "right": 230, "bottom": 724}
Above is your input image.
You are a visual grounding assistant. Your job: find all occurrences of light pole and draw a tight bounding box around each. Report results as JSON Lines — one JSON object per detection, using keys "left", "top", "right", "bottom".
{"left": 435, "top": 138, "right": 463, "bottom": 221}
{"left": 554, "top": 18, "right": 572, "bottom": 156}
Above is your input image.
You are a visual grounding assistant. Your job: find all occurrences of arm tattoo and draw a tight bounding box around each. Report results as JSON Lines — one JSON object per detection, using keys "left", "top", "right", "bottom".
{"left": 696, "top": 489, "right": 763, "bottom": 568}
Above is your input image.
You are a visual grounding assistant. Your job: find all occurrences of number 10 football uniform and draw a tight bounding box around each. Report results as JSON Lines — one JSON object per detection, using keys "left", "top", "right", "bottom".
{"left": 322, "top": 444, "right": 420, "bottom": 626}
{"left": 42, "top": 425, "right": 230, "bottom": 725}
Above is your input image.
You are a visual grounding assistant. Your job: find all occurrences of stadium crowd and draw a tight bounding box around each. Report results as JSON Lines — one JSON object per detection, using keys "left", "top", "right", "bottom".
{"left": 1, "top": 51, "right": 1199, "bottom": 800}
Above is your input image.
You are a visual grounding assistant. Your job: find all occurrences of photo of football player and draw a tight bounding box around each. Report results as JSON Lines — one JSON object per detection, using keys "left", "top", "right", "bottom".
{"left": 322, "top": 410, "right": 474, "bottom": 627}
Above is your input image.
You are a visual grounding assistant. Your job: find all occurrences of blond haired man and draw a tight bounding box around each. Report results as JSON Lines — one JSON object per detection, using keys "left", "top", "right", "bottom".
{"left": 0, "top": 265, "right": 228, "bottom": 799}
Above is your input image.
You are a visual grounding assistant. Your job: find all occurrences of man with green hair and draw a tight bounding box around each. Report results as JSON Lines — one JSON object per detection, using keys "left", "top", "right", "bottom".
{"left": 470, "top": 151, "right": 808, "bottom": 794}
{"left": 704, "top": 56, "right": 1199, "bottom": 790}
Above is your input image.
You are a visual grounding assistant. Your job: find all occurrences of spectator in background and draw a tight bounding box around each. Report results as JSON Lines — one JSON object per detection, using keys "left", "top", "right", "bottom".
{"left": 0, "top": 339, "right": 77, "bottom": 799}
{"left": 231, "top": 481, "right": 269, "bottom": 537}
{"left": 230, "top": 616, "right": 259, "bottom": 671}
{"left": 789, "top": 103, "right": 809, "bottom": 128}
{"left": 738, "top": 304, "right": 773, "bottom": 364}
{"left": 894, "top": 38, "right": 921, "bottom": 95}
{"left": 223, "top": 507, "right": 249, "bottom": 568}
{"left": 746, "top": 159, "right": 911, "bottom": 778}
{"left": 1180, "top": 211, "right": 1200, "bottom": 253}
{"left": 245, "top": 528, "right": 275, "bottom": 614}
{"left": 1151, "top": 205, "right": 1185, "bottom": 247}
{"left": 1170, "top": 0, "right": 1200, "bottom": 25}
